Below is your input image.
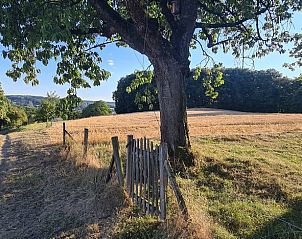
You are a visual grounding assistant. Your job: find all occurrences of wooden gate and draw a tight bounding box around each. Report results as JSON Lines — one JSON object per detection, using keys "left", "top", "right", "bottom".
{"left": 125, "top": 136, "right": 168, "bottom": 220}
{"left": 62, "top": 123, "right": 188, "bottom": 221}
{"left": 125, "top": 136, "right": 167, "bottom": 219}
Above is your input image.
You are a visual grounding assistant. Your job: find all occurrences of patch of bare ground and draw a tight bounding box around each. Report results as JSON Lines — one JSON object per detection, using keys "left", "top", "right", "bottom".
{"left": 0, "top": 129, "right": 128, "bottom": 239}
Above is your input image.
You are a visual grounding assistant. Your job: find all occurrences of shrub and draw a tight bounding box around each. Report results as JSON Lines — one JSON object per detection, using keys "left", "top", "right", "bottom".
{"left": 82, "top": 100, "right": 111, "bottom": 118}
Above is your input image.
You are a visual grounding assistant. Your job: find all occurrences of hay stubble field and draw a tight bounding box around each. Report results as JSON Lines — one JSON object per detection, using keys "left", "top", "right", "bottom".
{"left": 48, "top": 108, "right": 302, "bottom": 144}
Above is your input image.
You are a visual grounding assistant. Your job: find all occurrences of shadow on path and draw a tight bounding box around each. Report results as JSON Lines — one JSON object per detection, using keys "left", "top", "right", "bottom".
{"left": 0, "top": 131, "right": 127, "bottom": 239}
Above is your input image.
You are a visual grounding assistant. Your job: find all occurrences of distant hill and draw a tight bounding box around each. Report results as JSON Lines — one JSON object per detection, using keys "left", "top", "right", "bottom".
{"left": 6, "top": 95, "right": 115, "bottom": 110}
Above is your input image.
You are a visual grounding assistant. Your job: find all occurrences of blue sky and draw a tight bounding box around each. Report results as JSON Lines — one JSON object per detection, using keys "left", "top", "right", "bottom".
{"left": 1, "top": 14, "right": 301, "bottom": 101}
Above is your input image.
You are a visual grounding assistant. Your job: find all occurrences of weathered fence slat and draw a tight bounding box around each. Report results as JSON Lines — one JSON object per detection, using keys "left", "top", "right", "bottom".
{"left": 139, "top": 138, "right": 143, "bottom": 209}
{"left": 164, "top": 158, "right": 189, "bottom": 220}
{"left": 111, "top": 136, "right": 124, "bottom": 187}
{"left": 154, "top": 146, "right": 159, "bottom": 215}
{"left": 131, "top": 139, "right": 136, "bottom": 201}
{"left": 126, "top": 135, "right": 133, "bottom": 194}
{"left": 63, "top": 122, "right": 66, "bottom": 145}
{"left": 150, "top": 141, "right": 155, "bottom": 214}
{"left": 83, "top": 128, "right": 89, "bottom": 159}
{"left": 146, "top": 139, "right": 151, "bottom": 214}
{"left": 135, "top": 139, "right": 140, "bottom": 205}
{"left": 143, "top": 140, "right": 146, "bottom": 208}
{"left": 159, "top": 143, "right": 167, "bottom": 221}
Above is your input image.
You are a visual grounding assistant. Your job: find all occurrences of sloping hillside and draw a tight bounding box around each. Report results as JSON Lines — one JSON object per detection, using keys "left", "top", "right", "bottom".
{"left": 6, "top": 95, "right": 115, "bottom": 110}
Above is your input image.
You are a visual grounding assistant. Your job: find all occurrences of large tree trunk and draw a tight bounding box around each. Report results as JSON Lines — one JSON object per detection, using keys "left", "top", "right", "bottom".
{"left": 152, "top": 57, "right": 193, "bottom": 166}
{"left": 90, "top": 0, "right": 197, "bottom": 167}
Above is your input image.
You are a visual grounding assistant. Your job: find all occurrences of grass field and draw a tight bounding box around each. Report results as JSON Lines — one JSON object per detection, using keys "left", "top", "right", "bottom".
{"left": 48, "top": 108, "right": 302, "bottom": 145}
{"left": 2, "top": 108, "right": 300, "bottom": 238}
{"left": 43, "top": 108, "right": 302, "bottom": 238}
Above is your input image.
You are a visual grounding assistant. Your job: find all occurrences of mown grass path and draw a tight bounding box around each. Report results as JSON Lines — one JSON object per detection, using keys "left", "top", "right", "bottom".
{"left": 0, "top": 128, "right": 126, "bottom": 239}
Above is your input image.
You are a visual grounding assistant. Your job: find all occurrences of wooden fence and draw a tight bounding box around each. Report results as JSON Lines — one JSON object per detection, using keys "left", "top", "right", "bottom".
{"left": 62, "top": 123, "right": 188, "bottom": 221}
{"left": 125, "top": 136, "right": 165, "bottom": 219}
{"left": 63, "top": 122, "right": 89, "bottom": 159}
{"left": 124, "top": 135, "right": 188, "bottom": 221}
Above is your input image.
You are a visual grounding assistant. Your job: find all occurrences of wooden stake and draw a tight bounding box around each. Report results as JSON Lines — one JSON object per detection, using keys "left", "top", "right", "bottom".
{"left": 83, "top": 128, "right": 89, "bottom": 159}
{"left": 126, "top": 135, "right": 133, "bottom": 194}
{"left": 146, "top": 139, "right": 151, "bottom": 214}
{"left": 159, "top": 143, "right": 167, "bottom": 221}
{"left": 164, "top": 157, "right": 189, "bottom": 220}
{"left": 112, "top": 136, "right": 124, "bottom": 187}
{"left": 131, "top": 139, "right": 136, "bottom": 201}
{"left": 135, "top": 139, "right": 140, "bottom": 205}
{"left": 63, "top": 122, "right": 66, "bottom": 146}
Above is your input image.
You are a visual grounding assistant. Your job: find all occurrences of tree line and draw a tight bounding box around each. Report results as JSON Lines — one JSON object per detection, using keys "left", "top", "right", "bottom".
{"left": 114, "top": 68, "right": 302, "bottom": 114}
{"left": 34, "top": 94, "right": 112, "bottom": 123}
{"left": 0, "top": 85, "right": 111, "bottom": 130}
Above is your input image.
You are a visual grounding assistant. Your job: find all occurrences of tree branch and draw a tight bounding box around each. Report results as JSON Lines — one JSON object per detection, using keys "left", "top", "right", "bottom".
{"left": 196, "top": 1, "right": 268, "bottom": 29}
{"left": 89, "top": 0, "right": 147, "bottom": 55}
{"left": 158, "top": 0, "right": 177, "bottom": 29}
{"left": 85, "top": 39, "right": 121, "bottom": 51}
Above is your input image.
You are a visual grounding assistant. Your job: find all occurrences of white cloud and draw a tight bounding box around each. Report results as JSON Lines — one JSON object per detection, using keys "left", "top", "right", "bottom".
{"left": 107, "top": 59, "right": 114, "bottom": 66}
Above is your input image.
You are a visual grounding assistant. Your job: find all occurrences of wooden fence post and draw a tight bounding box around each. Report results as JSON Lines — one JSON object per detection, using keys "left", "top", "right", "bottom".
{"left": 83, "top": 128, "right": 89, "bottom": 159}
{"left": 126, "top": 135, "right": 133, "bottom": 194}
{"left": 159, "top": 143, "right": 168, "bottom": 221}
{"left": 63, "top": 122, "right": 66, "bottom": 146}
{"left": 112, "top": 136, "right": 124, "bottom": 187}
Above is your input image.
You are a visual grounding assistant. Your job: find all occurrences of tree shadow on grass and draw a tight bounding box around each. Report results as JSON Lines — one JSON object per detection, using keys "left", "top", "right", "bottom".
{"left": 249, "top": 199, "right": 302, "bottom": 239}
{"left": 0, "top": 134, "right": 129, "bottom": 239}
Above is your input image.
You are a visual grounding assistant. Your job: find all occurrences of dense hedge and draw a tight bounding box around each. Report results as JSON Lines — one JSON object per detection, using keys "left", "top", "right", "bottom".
{"left": 113, "top": 68, "right": 302, "bottom": 114}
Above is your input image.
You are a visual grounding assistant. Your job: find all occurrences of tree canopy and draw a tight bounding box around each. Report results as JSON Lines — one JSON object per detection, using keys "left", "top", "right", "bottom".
{"left": 82, "top": 100, "right": 111, "bottom": 118}
{"left": 6, "top": 104, "right": 28, "bottom": 128}
{"left": 0, "top": 84, "right": 29, "bottom": 129}
{"left": 114, "top": 68, "right": 302, "bottom": 114}
{"left": 0, "top": 83, "right": 10, "bottom": 127}
{"left": 1, "top": 1, "right": 301, "bottom": 92}
{"left": 35, "top": 92, "right": 59, "bottom": 122}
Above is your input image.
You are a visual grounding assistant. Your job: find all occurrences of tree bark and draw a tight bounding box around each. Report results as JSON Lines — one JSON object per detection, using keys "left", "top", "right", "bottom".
{"left": 152, "top": 56, "right": 191, "bottom": 157}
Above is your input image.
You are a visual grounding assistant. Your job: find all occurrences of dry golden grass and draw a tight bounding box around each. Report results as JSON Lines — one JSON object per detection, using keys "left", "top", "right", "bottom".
{"left": 47, "top": 108, "right": 302, "bottom": 145}
{"left": 0, "top": 128, "right": 128, "bottom": 239}
{"left": 2, "top": 108, "right": 302, "bottom": 238}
